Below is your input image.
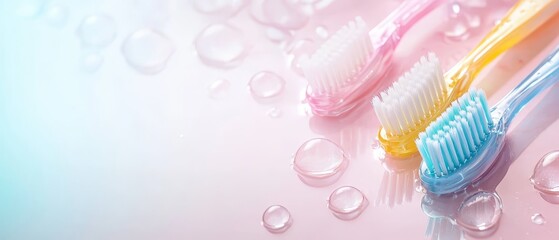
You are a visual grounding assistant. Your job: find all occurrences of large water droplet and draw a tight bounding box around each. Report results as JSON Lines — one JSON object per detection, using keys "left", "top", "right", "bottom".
{"left": 122, "top": 28, "right": 174, "bottom": 74}
{"left": 262, "top": 205, "right": 292, "bottom": 233}
{"left": 293, "top": 138, "right": 348, "bottom": 187}
{"left": 328, "top": 186, "right": 369, "bottom": 220}
{"left": 208, "top": 79, "right": 230, "bottom": 99}
{"left": 456, "top": 191, "right": 502, "bottom": 232}
{"left": 248, "top": 71, "right": 285, "bottom": 98}
{"left": 17, "top": 0, "right": 45, "bottom": 17}
{"left": 531, "top": 213, "right": 546, "bottom": 225}
{"left": 250, "top": 0, "right": 309, "bottom": 30}
{"left": 44, "top": 4, "right": 68, "bottom": 27}
{"left": 77, "top": 14, "right": 117, "bottom": 48}
{"left": 195, "top": 23, "right": 249, "bottom": 68}
{"left": 192, "top": 0, "right": 247, "bottom": 16}
{"left": 81, "top": 52, "right": 104, "bottom": 73}
{"left": 531, "top": 151, "right": 559, "bottom": 193}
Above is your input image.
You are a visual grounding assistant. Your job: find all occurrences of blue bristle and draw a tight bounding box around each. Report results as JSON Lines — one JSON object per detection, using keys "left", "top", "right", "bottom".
{"left": 415, "top": 89, "right": 493, "bottom": 177}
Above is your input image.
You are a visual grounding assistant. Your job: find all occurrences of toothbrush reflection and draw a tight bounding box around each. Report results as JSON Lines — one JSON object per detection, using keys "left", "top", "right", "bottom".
{"left": 421, "top": 142, "right": 511, "bottom": 239}
{"left": 376, "top": 155, "right": 421, "bottom": 208}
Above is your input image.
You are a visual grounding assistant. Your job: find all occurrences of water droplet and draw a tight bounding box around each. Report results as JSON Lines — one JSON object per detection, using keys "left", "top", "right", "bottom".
{"left": 248, "top": 71, "right": 285, "bottom": 98}
{"left": 315, "top": 25, "right": 328, "bottom": 39}
{"left": 531, "top": 213, "right": 546, "bottom": 225}
{"left": 267, "top": 107, "right": 282, "bottom": 118}
{"left": 77, "top": 14, "right": 117, "bottom": 48}
{"left": 208, "top": 79, "right": 230, "bottom": 99}
{"left": 262, "top": 205, "right": 292, "bottom": 233}
{"left": 265, "top": 27, "right": 292, "bottom": 43}
{"left": 250, "top": 0, "right": 309, "bottom": 30}
{"left": 122, "top": 28, "right": 174, "bottom": 74}
{"left": 192, "top": 0, "right": 247, "bottom": 16}
{"left": 293, "top": 138, "right": 348, "bottom": 187}
{"left": 195, "top": 23, "right": 249, "bottom": 68}
{"left": 328, "top": 186, "right": 368, "bottom": 220}
{"left": 456, "top": 191, "right": 502, "bottom": 232}
{"left": 442, "top": 3, "right": 481, "bottom": 42}
{"left": 44, "top": 4, "right": 68, "bottom": 27}
{"left": 81, "top": 52, "right": 104, "bottom": 73}
{"left": 17, "top": 0, "right": 45, "bottom": 18}
{"left": 531, "top": 151, "right": 559, "bottom": 204}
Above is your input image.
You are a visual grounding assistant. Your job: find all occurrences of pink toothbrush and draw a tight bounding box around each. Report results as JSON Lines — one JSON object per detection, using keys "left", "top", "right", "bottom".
{"left": 301, "top": 0, "right": 443, "bottom": 117}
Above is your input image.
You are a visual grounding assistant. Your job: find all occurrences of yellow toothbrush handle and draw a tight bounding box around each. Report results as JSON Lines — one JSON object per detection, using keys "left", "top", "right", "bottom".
{"left": 448, "top": 0, "right": 559, "bottom": 94}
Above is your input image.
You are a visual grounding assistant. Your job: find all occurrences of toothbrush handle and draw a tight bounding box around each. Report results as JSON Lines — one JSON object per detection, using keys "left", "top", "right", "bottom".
{"left": 371, "top": 0, "right": 442, "bottom": 47}
{"left": 495, "top": 47, "right": 559, "bottom": 129}
{"left": 448, "top": 0, "right": 559, "bottom": 92}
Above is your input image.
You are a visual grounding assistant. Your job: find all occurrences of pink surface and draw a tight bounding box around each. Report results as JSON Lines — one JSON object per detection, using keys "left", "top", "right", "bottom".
{"left": 3, "top": 0, "right": 559, "bottom": 239}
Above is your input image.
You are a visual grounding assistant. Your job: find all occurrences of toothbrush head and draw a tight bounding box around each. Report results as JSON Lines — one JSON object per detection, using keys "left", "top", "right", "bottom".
{"left": 372, "top": 53, "right": 452, "bottom": 157}
{"left": 417, "top": 89, "right": 505, "bottom": 195}
{"left": 302, "top": 16, "right": 392, "bottom": 117}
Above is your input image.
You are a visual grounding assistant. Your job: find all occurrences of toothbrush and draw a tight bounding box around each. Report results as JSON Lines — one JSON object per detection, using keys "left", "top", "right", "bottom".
{"left": 301, "top": 0, "right": 443, "bottom": 117}
{"left": 417, "top": 46, "right": 559, "bottom": 195}
{"left": 372, "top": 0, "right": 559, "bottom": 158}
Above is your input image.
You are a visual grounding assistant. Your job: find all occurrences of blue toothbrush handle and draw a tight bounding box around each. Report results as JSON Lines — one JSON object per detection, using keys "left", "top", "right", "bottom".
{"left": 494, "top": 47, "right": 559, "bottom": 129}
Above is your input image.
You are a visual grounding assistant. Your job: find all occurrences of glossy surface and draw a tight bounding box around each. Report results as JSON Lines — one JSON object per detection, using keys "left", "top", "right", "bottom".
{"left": 2, "top": 0, "right": 559, "bottom": 239}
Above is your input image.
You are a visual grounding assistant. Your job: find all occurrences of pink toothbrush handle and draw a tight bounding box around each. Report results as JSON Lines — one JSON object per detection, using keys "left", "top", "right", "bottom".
{"left": 372, "top": 0, "right": 443, "bottom": 47}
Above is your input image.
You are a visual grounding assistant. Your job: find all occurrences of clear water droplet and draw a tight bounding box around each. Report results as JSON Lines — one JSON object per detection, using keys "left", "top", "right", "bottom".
{"left": 77, "top": 14, "right": 117, "bottom": 48}
{"left": 315, "top": 25, "right": 328, "bottom": 39}
{"left": 328, "top": 186, "right": 368, "bottom": 220}
{"left": 293, "top": 138, "right": 348, "bottom": 187}
{"left": 195, "top": 23, "right": 249, "bottom": 68}
{"left": 250, "top": 0, "right": 309, "bottom": 30}
{"left": 192, "top": 0, "right": 247, "bottom": 16}
{"left": 442, "top": 3, "right": 481, "bottom": 42}
{"left": 122, "top": 28, "right": 174, "bottom": 74}
{"left": 44, "top": 4, "right": 68, "bottom": 27}
{"left": 531, "top": 151, "right": 559, "bottom": 204}
{"left": 262, "top": 205, "right": 292, "bottom": 233}
{"left": 17, "top": 0, "right": 45, "bottom": 18}
{"left": 456, "top": 191, "right": 502, "bottom": 232}
{"left": 531, "top": 213, "right": 546, "bottom": 225}
{"left": 248, "top": 71, "right": 285, "bottom": 98}
{"left": 208, "top": 79, "right": 230, "bottom": 99}
{"left": 265, "top": 27, "right": 292, "bottom": 43}
{"left": 267, "top": 107, "right": 282, "bottom": 118}
{"left": 81, "top": 52, "right": 104, "bottom": 73}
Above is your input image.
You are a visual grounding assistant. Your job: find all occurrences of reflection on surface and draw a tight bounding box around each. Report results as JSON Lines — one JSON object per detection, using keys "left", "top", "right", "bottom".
{"left": 376, "top": 155, "right": 421, "bottom": 208}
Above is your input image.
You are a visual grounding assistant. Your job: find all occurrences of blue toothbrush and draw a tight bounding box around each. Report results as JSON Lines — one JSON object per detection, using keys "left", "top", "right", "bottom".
{"left": 416, "top": 47, "right": 559, "bottom": 195}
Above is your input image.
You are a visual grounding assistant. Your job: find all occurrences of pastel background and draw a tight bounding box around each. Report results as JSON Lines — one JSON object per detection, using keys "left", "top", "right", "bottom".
{"left": 1, "top": 0, "right": 558, "bottom": 239}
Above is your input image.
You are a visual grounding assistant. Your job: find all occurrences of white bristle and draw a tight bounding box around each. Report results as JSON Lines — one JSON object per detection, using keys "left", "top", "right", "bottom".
{"left": 415, "top": 89, "right": 493, "bottom": 177}
{"left": 372, "top": 53, "right": 447, "bottom": 136}
{"left": 301, "top": 16, "right": 372, "bottom": 94}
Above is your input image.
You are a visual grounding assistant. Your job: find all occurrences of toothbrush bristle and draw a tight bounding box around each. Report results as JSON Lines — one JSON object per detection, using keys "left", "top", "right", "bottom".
{"left": 301, "top": 16, "right": 373, "bottom": 94}
{"left": 372, "top": 53, "right": 447, "bottom": 136}
{"left": 415, "top": 89, "right": 493, "bottom": 177}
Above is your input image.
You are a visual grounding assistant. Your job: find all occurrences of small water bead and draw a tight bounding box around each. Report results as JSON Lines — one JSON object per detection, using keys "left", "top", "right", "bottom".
{"left": 81, "top": 52, "right": 104, "bottom": 73}
{"left": 530, "top": 151, "right": 559, "bottom": 199}
{"left": 293, "top": 138, "right": 348, "bottom": 187}
{"left": 208, "top": 79, "right": 230, "bottom": 99}
{"left": 267, "top": 107, "right": 282, "bottom": 118}
{"left": 315, "top": 25, "right": 328, "bottom": 39}
{"left": 262, "top": 205, "right": 292, "bottom": 233}
{"left": 77, "top": 14, "right": 117, "bottom": 48}
{"left": 248, "top": 71, "right": 285, "bottom": 98}
{"left": 122, "top": 28, "right": 174, "bottom": 74}
{"left": 456, "top": 191, "right": 502, "bottom": 232}
{"left": 192, "top": 0, "right": 247, "bottom": 16}
{"left": 195, "top": 23, "right": 249, "bottom": 68}
{"left": 531, "top": 213, "right": 546, "bottom": 225}
{"left": 44, "top": 4, "right": 68, "bottom": 27}
{"left": 328, "top": 186, "right": 369, "bottom": 220}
